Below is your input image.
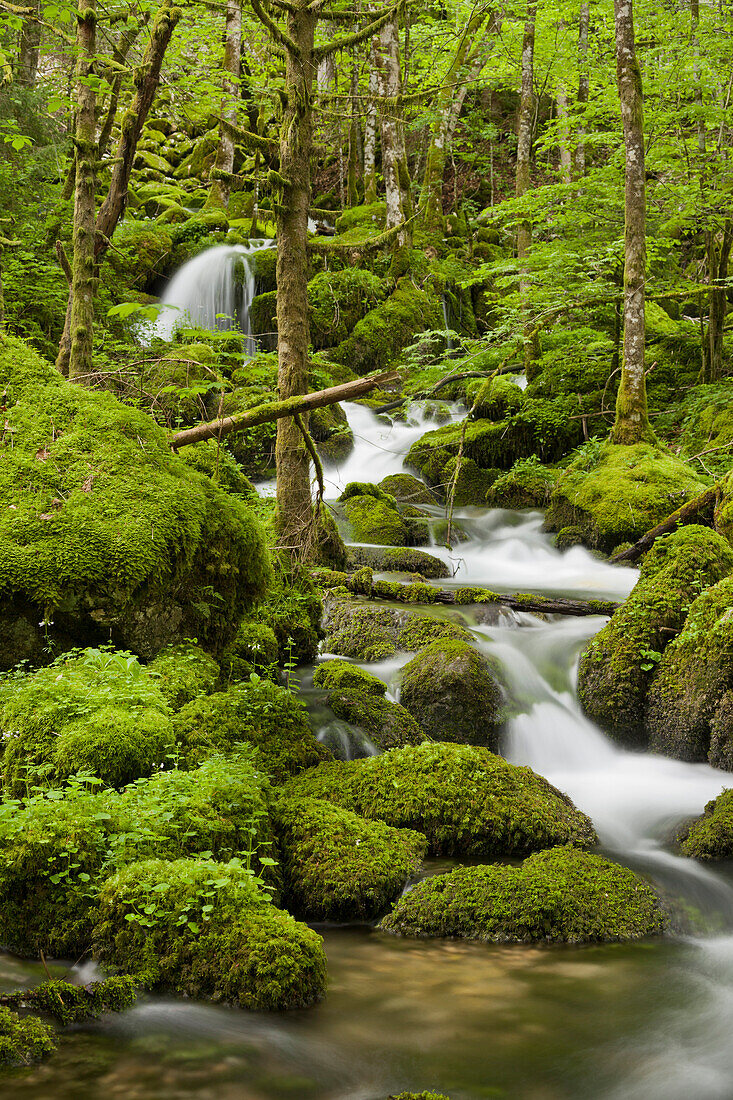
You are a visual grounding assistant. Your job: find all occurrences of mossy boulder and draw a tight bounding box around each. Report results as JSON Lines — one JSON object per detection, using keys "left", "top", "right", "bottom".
{"left": 274, "top": 796, "right": 426, "bottom": 921}
{"left": 308, "top": 269, "right": 385, "bottom": 348}
{"left": 309, "top": 402, "right": 354, "bottom": 463}
{"left": 487, "top": 457, "right": 557, "bottom": 509}
{"left": 0, "top": 1008, "right": 56, "bottom": 1067}
{"left": 545, "top": 442, "right": 709, "bottom": 552}
{"left": 340, "top": 488, "right": 412, "bottom": 546}
{"left": 94, "top": 858, "right": 327, "bottom": 1010}
{"left": 173, "top": 679, "right": 329, "bottom": 780}
{"left": 399, "top": 640, "right": 503, "bottom": 749}
{"left": 645, "top": 576, "right": 733, "bottom": 767}
{"left": 262, "top": 566, "right": 323, "bottom": 665}
{"left": 0, "top": 335, "right": 270, "bottom": 666}
{"left": 284, "top": 742, "right": 597, "bottom": 857}
{"left": 468, "top": 375, "right": 525, "bottom": 421}
{"left": 442, "top": 455, "right": 500, "bottom": 506}
{"left": 313, "top": 659, "right": 387, "bottom": 696}
{"left": 2, "top": 976, "right": 137, "bottom": 1025}
{"left": 220, "top": 620, "right": 279, "bottom": 683}
{"left": 679, "top": 789, "right": 733, "bottom": 860}
{"left": 380, "top": 849, "right": 666, "bottom": 943}
{"left": 108, "top": 220, "right": 174, "bottom": 291}
{"left": 148, "top": 642, "right": 221, "bottom": 709}
{"left": 322, "top": 593, "right": 471, "bottom": 661}
{"left": 577, "top": 526, "right": 733, "bottom": 747}
{"left": 378, "top": 474, "right": 439, "bottom": 506}
{"left": 313, "top": 660, "right": 425, "bottom": 749}
{"left": 347, "top": 544, "right": 450, "bottom": 579}
{"left": 0, "top": 648, "right": 174, "bottom": 794}
{"left": 332, "top": 278, "right": 443, "bottom": 375}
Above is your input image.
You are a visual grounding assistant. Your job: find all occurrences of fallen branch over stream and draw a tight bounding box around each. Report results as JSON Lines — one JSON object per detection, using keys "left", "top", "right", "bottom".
{"left": 169, "top": 371, "right": 399, "bottom": 450}
{"left": 608, "top": 482, "right": 722, "bottom": 564}
{"left": 313, "top": 569, "right": 620, "bottom": 617}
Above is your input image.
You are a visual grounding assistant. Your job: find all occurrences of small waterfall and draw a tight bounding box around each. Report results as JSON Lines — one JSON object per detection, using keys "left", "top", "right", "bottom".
{"left": 316, "top": 719, "right": 379, "bottom": 761}
{"left": 151, "top": 239, "right": 273, "bottom": 353}
{"left": 441, "top": 294, "right": 453, "bottom": 352}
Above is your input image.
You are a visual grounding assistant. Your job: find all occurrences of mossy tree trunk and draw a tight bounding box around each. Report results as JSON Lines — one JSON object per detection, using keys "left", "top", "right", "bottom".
{"left": 703, "top": 221, "right": 733, "bottom": 383}
{"left": 347, "top": 63, "right": 361, "bottom": 207}
{"left": 575, "top": 1, "right": 590, "bottom": 178}
{"left": 421, "top": 8, "right": 501, "bottom": 233}
{"left": 363, "top": 36, "right": 379, "bottom": 204}
{"left": 611, "top": 0, "right": 654, "bottom": 445}
{"left": 516, "top": 1, "right": 538, "bottom": 371}
{"left": 208, "top": 0, "right": 243, "bottom": 209}
{"left": 66, "top": 0, "right": 97, "bottom": 381}
{"left": 376, "top": 13, "right": 411, "bottom": 244}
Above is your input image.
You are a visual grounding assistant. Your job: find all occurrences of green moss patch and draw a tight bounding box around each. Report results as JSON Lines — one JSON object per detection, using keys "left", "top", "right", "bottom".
{"left": 0, "top": 1007, "right": 56, "bottom": 1067}
{"left": 148, "top": 643, "right": 221, "bottom": 710}
{"left": 284, "top": 742, "right": 597, "bottom": 857}
{"left": 680, "top": 789, "right": 733, "bottom": 860}
{"left": 322, "top": 593, "right": 471, "bottom": 661}
{"left": 347, "top": 545, "right": 449, "bottom": 579}
{"left": 380, "top": 848, "right": 665, "bottom": 943}
{"left": 274, "top": 796, "right": 426, "bottom": 921}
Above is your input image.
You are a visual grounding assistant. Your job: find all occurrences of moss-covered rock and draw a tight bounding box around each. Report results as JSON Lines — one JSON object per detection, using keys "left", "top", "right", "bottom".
{"left": 0, "top": 648, "right": 174, "bottom": 794}
{"left": 545, "top": 442, "right": 709, "bottom": 553}
{"left": 487, "top": 457, "right": 557, "bottom": 509}
{"left": 284, "top": 742, "right": 597, "bottom": 857}
{"left": 577, "top": 526, "right": 733, "bottom": 747}
{"left": 332, "top": 278, "right": 443, "bottom": 375}
{"left": 341, "top": 490, "right": 411, "bottom": 546}
{"left": 322, "top": 593, "right": 471, "bottom": 661}
{"left": 173, "top": 679, "right": 329, "bottom": 780}
{"left": 380, "top": 849, "right": 666, "bottom": 943}
{"left": 313, "top": 659, "right": 387, "bottom": 696}
{"left": 0, "top": 335, "right": 270, "bottom": 665}
{"left": 328, "top": 690, "right": 426, "bottom": 750}
{"left": 0, "top": 1007, "right": 56, "bottom": 1067}
{"left": 94, "top": 858, "right": 327, "bottom": 1010}
{"left": 262, "top": 566, "right": 323, "bottom": 665}
{"left": 309, "top": 402, "right": 354, "bottom": 463}
{"left": 378, "top": 474, "right": 439, "bottom": 505}
{"left": 148, "top": 642, "right": 221, "bottom": 709}
{"left": 468, "top": 375, "right": 525, "bottom": 421}
{"left": 679, "top": 789, "right": 733, "bottom": 859}
{"left": 274, "top": 796, "right": 426, "bottom": 921}
{"left": 308, "top": 269, "right": 385, "bottom": 348}
{"left": 220, "top": 620, "right": 279, "bottom": 683}
{"left": 108, "top": 221, "right": 174, "bottom": 291}
{"left": 645, "top": 576, "right": 733, "bottom": 766}
{"left": 399, "top": 640, "right": 503, "bottom": 749}
{"left": 347, "top": 544, "right": 450, "bottom": 579}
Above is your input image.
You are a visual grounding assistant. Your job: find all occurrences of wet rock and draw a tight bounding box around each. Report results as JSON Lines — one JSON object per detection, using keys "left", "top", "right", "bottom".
{"left": 679, "top": 789, "right": 733, "bottom": 859}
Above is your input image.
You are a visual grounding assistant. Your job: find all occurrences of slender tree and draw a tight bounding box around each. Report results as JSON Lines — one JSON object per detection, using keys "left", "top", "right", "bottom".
{"left": 575, "top": 0, "right": 589, "bottom": 177}
{"left": 611, "top": 0, "right": 654, "bottom": 444}
{"left": 516, "top": 1, "right": 538, "bottom": 368}
{"left": 17, "top": 0, "right": 41, "bottom": 85}
{"left": 375, "top": 11, "right": 411, "bottom": 239}
{"left": 363, "top": 35, "right": 379, "bottom": 203}
{"left": 208, "top": 0, "right": 243, "bottom": 209}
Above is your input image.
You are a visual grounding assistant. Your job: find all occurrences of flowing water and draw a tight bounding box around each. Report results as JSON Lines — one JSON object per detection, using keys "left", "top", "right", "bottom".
{"left": 150, "top": 240, "right": 274, "bottom": 353}
{"left": 7, "top": 402, "right": 733, "bottom": 1100}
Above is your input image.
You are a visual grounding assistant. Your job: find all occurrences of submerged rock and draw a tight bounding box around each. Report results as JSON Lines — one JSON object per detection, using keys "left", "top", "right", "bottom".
{"left": 313, "top": 660, "right": 425, "bottom": 750}
{"left": 283, "top": 742, "right": 597, "bottom": 857}
{"left": 380, "top": 848, "right": 666, "bottom": 943}
{"left": 274, "top": 795, "right": 426, "bottom": 921}
{"left": 399, "top": 639, "right": 503, "bottom": 749}
{"left": 577, "top": 526, "right": 733, "bottom": 747}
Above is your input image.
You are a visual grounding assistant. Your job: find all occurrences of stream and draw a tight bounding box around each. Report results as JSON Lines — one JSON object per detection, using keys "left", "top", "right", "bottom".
{"left": 5, "top": 401, "right": 733, "bottom": 1100}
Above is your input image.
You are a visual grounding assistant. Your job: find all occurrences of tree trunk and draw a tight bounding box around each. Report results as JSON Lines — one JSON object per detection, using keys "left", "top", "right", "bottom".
{"left": 347, "top": 63, "right": 360, "bottom": 207}
{"left": 17, "top": 0, "right": 41, "bottom": 86}
{"left": 516, "top": 2, "right": 538, "bottom": 370}
{"left": 611, "top": 0, "right": 654, "bottom": 445}
{"left": 66, "top": 0, "right": 97, "bottom": 381}
{"left": 703, "top": 221, "right": 733, "bottom": 382}
{"left": 208, "top": 0, "right": 243, "bottom": 209}
{"left": 377, "top": 13, "right": 410, "bottom": 240}
{"left": 363, "top": 35, "right": 379, "bottom": 204}
{"left": 274, "top": 0, "right": 318, "bottom": 556}
{"left": 575, "top": 1, "right": 589, "bottom": 177}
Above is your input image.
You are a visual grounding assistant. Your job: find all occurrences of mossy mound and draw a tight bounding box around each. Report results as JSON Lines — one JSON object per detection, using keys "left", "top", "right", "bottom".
{"left": 313, "top": 659, "right": 387, "bottom": 696}
{"left": 94, "top": 858, "right": 327, "bottom": 1010}
{"left": 284, "top": 742, "right": 597, "bottom": 857}
{"left": 173, "top": 679, "right": 329, "bottom": 780}
{"left": 388, "top": 1094, "right": 451, "bottom": 1100}
{"left": 380, "top": 849, "right": 665, "bottom": 944}
{"left": 0, "top": 335, "right": 270, "bottom": 665}
{"left": 545, "top": 442, "right": 708, "bottom": 552}
{"left": 577, "top": 527, "right": 733, "bottom": 747}
{"left": 262, "top": 566, "right": 323, "bottom": 665}
{"left": 378, "top": 474, "right": 439, "bottom": 506}
{"left": 309, "top": 402, "right": 354, "bottom": 463}
{"left": 645, "top": 576, "right": 733, "bottom": 767}
{"left": 322, "top": 594, "right": 471, "bottom": 661}
{"left": 332, "top": 277, "right": 443, "bottom": 375}
{"left": 0, "top": 647, "right": 174, "bottom": 794}
{"left": 679, "top": 790, "right": 733, "bottom": 859}
{"left": 308, "top": 269, "right": 385, "bottom": 349}
{"left": 220, "top": 620, "right": 280, "bottom": 683}
{"left": 469, "top": 375, "right": 525, "bottom": 420}
{"left": 487, "top": 457, "right": 557, "bottom": 509}
{"left": 342, "top": 491, "right": 411, "bottom": 545}
{"left": 274, "top": 796, "right": 426, "bottom": 921}
{"left": 399, "top": 640, "right": 503, "bottom": 749}
{"left": 347, "top": 544, "right": 450, "bottom": 579}
{"left": 0, "top": 1007, "right": 56, "bottom": 1067}
{"left": 148, "top": 642, "right": 220, "bottom": 709}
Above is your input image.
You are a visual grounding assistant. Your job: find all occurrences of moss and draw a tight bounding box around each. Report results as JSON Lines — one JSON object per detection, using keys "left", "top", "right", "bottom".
{"left": 347, "top": 545, "right": 450, "bottom": 579}
{"left": 180, "top": 441, "right": 257, "bottom": 499}
{"left": 273, "top": 796, "right": 426, "bottom": 921}
{"left": 645, "top": 576, "right": 733, "bottom": 766}
{"left": 148, "top": 642, "right": 221, "bottom": 710}
{"left": 0, "top": 335, "right": 270, "bottom": 665}
{"left": 443, "top": 455, "right": 500, "bottom": 506}
{"left": 577, "top": 526, "right": 733, "bottom": 747}
{"left": 309, "top": 403, "right": 354, "bottom": 464}
{"left": 680, "top": 789, "right": 733, "bottom": 859}
{"left": 252, "top": 247, "right": 277, "bottom": 293}
{"left": 388, "top": 1094, "right": 451, "bottom": 1100}
{"left": 399, "top": 640, "right": 503, "bottom": 749}
{"left": 93, "top": 858, "right": 327, "bottom": 1010}
{"left": 173, "top": 680, "right": 329, "bottom": 780}
{"left": 467, "top": 375, "right": 525, "bottom": 420}
{"left": 2, "top": 976, "right": 137, "bottom": 1025}
{"left": 555, "top": 526, "right": 585, "bottom": 550}
{"left": 334, "top": 201, "right": 386, "bottom": 234}
{"left": 322, "top": 594, "right": 471, "bottom": 661}
{"left": 396, "top": 613, "right": 471, "bottom": 649}
{"left": 0, "top": 1007, "right": 56, "bottom": 1067}
{"left": 332, "top": 278, "right": 443, "bottom": 375}
{"left": 108, "top": 220, "right": 173, "bottom": 291}
{"left": 249, "top": 289, "right": 278, "bottom": 346}
{"left": 328, "top": 691, "right": 426, "bottom": 750}
{"left": 220, "top": 621, "right": 279, "bottom": 683}
{"left": 487, "top": 457, "right": 557, "bottom": 510}
{"left": 313, "top": 659, "right": 387, "bottom": 696}
{"left": 314, "top": 504, "right": 348, "bottom": 569}
{"left": 262, "top": 565, "right": 323, "bottom": 665}
{"left": 342, "top": 494, "right": 410, "bottom": 545}
{"left": 380, "top": 848, "right": 666, "bottom": 943}
{"left": 0, "top": 648, "right": 174, "bottom": 794}
{"left": 545, "top": 442, "right": 709, "bottom": 553}
{"left": 308, "top": 269, "right": 385, "bottom": 349}
{"left": 284, "top": 742, "right": 597, "bottom": 857}
{"left": 714, "top": 468, "right": 733, "bottom": 545}
{"left": 378, "top": 474, "right": 437, "bottom": 505}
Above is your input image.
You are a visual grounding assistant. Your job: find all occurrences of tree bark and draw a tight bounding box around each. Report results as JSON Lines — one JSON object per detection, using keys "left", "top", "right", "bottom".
{"left": 516, "top": 2, "right": 538, "bottom": 370}
{"left": 363, "top": 35, "right": 379, "bottom": 204}
{"left": 208, "top": 0, "right": 243, "bottom": 209}
{"left": 347, "top": 62, "right": 360, "bottom": 207}
{"left": 376, "top": 13, "right": 410, "bottom": 241}
{"left": 170, "top": 371, "right": 398, "bottom": 450}
{"left": 611, "top": 0, "right": 654, "bottom": 445}
{"left": 575, "top": 0, "right": 590, "bottom": 177}
{"left": 66, "top": 0, "right": 97, "bottom": 381}
{"left": 703, "top": 221, "right": 733, "bottom": 382}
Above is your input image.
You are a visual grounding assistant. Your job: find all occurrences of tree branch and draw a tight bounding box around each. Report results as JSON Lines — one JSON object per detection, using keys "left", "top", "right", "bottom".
{"left": 313, "top": 2, "right": 402, "bottom": 61}
{"left": 220, "top": 117, "right": 279, "bottom": 156}
{"left": 250, "top": 0, "right": 301, "bottom": 56}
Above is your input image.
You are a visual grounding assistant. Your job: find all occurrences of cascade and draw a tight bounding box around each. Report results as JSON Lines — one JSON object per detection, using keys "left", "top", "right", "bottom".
{"left": 150, "top": 239, "right": 273, "bottom": 354}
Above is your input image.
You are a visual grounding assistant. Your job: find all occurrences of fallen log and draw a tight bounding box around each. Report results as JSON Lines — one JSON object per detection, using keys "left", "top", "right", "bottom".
{"left": 312, "top": 568, "right": 620, "bottom": 617}
{"left": 608, "top": 482, "right": 721, "bottom": 564}
{"left": 169, "top": 371, "right": 399, "bottom": 450}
